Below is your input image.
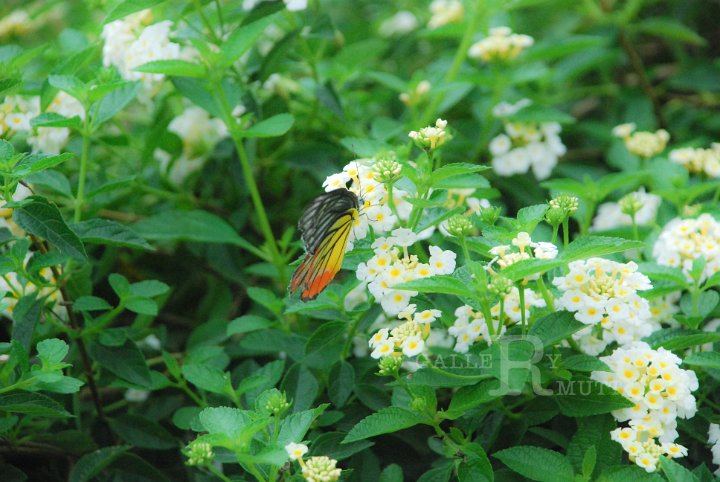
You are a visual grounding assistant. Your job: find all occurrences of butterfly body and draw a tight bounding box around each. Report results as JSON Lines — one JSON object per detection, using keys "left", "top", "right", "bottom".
{"left": 290, "top": 188, "right": 359, "bottom": 301}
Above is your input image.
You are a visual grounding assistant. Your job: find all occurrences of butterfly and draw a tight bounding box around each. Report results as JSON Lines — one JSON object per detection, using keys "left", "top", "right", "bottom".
{"left": 290, "top": 188, "right": 360, "bottom": 301}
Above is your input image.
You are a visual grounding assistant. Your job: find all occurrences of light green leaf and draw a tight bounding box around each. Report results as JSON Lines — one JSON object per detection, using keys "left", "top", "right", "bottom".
{"left": 659, "top": 456, "right": 699, "bottom": 482}
{"left": 181, "top": 363, "right": 228, "bottom": 394}
{"left": 242, "top": 113, "right": 294, "bottom": 138}
{"left": 635, "top": 17, "right": 706, "bottom": 46}
{"left": 394, "top": 275, "right": 475, "bottom": 297}
{"left": 103, "top": 0, "right": 166, "bottom": 24}
{"left": 36, "top": 338, "right": 69, "bottom": 365}
{"left": 507, "top": 104, "right": 575, "bottom": 124}
{"left": 133, "top": 59, "right": 207, "bottom": 78}
{"left": 561, "top": 236, "right": 644, "bottom": 262}
{"left": 493, "top": 446, "right": 574, "bottom": 482}
{"left": 219, "top": 15, "right": 276, "bottom": 67}
{"left": 682, "top": 351, "right": 720, "bottom": 370}
{"left": 430, "top": 163, "right": 490, "bottom": 182}
{"left": 31, "top": 112, "right": 81, "bottom": 129}
{"left": 343, "top": 407, "right": 423, "bottom": 443}
{"left": 89, "top": 82, "right": 140, "bottom": 127}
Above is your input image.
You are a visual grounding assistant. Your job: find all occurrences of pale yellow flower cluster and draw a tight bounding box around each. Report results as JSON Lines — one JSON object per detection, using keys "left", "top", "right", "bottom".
{"left": 613, "top": 123, "right": 669, "bottom": 158}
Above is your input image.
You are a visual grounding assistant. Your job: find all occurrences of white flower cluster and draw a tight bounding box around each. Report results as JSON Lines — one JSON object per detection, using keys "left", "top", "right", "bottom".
{"left": 285, "top": 442, "right": 342, "bottom": 482}
{"left": 449, "top": 287, "right": 545, "bottom": 352}
{"left": 670, "top": 144, "right": 720, "bottom": 178}
{"left": 592, "top": 342, "right": 698, "bottom": 472}
{"left": 368, "top": 304, "right": 439, "bottom": 358}
{"left": 612, "top": 123, "right": 670, "bottom": 159}
{"left": 408, "top": 118, "right": 448, "bottom": 151}
{"left": 244, "top": 0, "right": 307, "bottom": 11}
{"left": 428, "top": 0, "right": 464, "bottom": 29}
{"left": 379, "top": 11, "right": 418, "bottom": 37}
{"left": 488, "top": 232, "right": 558, "bottom": 274}
{"left": 468, "top": 26, "right": 534, "bottom": 63}
{"left": 322, "top": 160, "right": 400, "bottom": 250}
{"left": 648, "top": 292, "right": 680, "bottom": 327}
{"left": 653, "top": 214, "right": 720, "bottom": 282}
{"left": 399, "top": 80, "right": 431, "bottom": 107}
{"left": 591, "top": 189, "right": 662, "bottom": 231}
{"left": 101, "top": 10, "right": 182, "bottom": 92}
{"left": 0, "top": 93, "right": 84, "bottom": 154}
{"left": 356, "top": 230, "right": 456, "bottom": 316}
{"left": 553, "top": 258, "right": 656, "bottom": 355}
{"left": 154, "top": 106, "right": 227, "bottom": 184}
{"left": 490, "top": 100, "right": 566, "bottom": 180}
{"left": 0, "top": 10, "right": 34, "bottom": 38}
{"left": 709, "top": 424, "right": 720, "bottom": 476}
{"left": 439, "top": 189, "right": 490, "bottom": 236}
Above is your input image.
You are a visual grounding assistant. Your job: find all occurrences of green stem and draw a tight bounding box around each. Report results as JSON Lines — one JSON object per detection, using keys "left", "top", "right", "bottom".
{"left": 536, "top": 277, "right": 554, "bottom": 311}
{"left": 74, "top": 122, "right": 91, "bottom": 223}
{"left": 630, "top": 213, "right": 638, "bottom": 241}
{"left": 214, "top": 87, "right": 286, "bottom": 285}
{"left": 518, "top": 284, "right": 527, "bottom": 334}
{"left": 207, "top": 464, "right": 233, "bottom": 482}
{"left": 418, "top": 0, "right": 485, "bottom": 127}
{"left": 562, "top": 219, "right": 570, "bottom": 248}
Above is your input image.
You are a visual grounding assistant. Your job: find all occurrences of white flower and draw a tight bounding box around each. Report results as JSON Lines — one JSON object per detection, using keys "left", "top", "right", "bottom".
{"left": 468, "top": 26, "right": 533, "bottom": 62}
{"left": 344, "top": 283, "right": 368, "bottom": 311}
{"left": 612, "top": 123, "right": 636, "bottom": 138}
{"left": 401, "top": 335, "right": 424, "bottom": 357}
{"left": 371, "top": 339, "right": 395, "bottom": 359}
{"left": 379, "top": 11, "right": 418, "bottom": 36}
{"left": 653, "top": 214, "right": 720, "bottom": 282}
{"left": 389, "top": 228, "right": 418, "bottom": 247}
{"left": 428, "top": 0, "right": 464, "bottom": 29}
{"left": 553, "top": 258, "right": 656, "bottom": 353}
{"left": 285, "top": 442, "right": 308, "bottom": 460}
{"left": 284, "top": 0, "right": 307, "bottom": 11}
{"left": 511, "top": 232, "right": 532, "bottom": 250}
{"left": 532, "top": 242, "right": 558, "bottom": 259}
{"left": 124, "top": 389, "right": 149, "bottom": 402}
{"left": 710, "top": 423, "right": 720, "bottom": 475}
{"left": 429, "top": 246, "right": 456, "bottom": 275}
{"left": 592, "top": 188, "right": 662, "bottom": 231}
{"left": 414, "top": 309, "right": 441, "bottom": 325}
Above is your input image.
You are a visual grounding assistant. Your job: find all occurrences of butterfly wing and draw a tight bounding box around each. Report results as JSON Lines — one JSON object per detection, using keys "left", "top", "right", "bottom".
{"left": 290, "top": 189, "right": 359, "bottom": 301}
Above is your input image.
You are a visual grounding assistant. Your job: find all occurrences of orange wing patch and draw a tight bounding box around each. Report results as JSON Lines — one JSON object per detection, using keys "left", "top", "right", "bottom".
{"left": 290, "top": 209, "right": 357, "bottom": 301}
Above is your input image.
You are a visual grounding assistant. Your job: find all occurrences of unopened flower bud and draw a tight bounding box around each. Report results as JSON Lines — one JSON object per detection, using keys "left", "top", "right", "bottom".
{"left": 257, "top": 388, "right": 291, "bottom": 416}
{"left": 545, "top": 207, "right": 565, "bottom": 226}
{"left": 378, "top": 355, "right": 403, "bottom": 376}
{"left": 302, "top": 456, "right": 342, "bottom": 482}
{"left": 488, "top": 275, "right": 513, "bottom": 296}
{"left": 549, "top": 194, "right": 578, "bottom": 215}
{"left": 446, "top": 215, "right": 473, "bottom": 236}
{"left": 186, "top": 441, "right": 214, "bottom": 466}
{"left": 619, "top": 192, "right": 643, "bottom": 217}
{"left": 408, "top": 118, "right": 449, "bottom": 151}
{"left": 479, "top": 205, "right": 502, "bottom": 225}
{"left": 373, "top": 158, "right": 402, "bottom": 183}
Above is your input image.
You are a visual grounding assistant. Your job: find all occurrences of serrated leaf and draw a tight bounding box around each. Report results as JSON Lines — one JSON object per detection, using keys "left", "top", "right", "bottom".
{"left": 554, "top": 379, "right": 633, "bottom": 416}
{"left": 36, "top": 338, "right": 69, "bottom": 365}
{"left": 181, "top": 363, "right": 228, "bottom": 394}
{"left": 13, "top": 197, "right": 87, "bottom": 262}
{"left": 243, "top": 113, "right": 294, "bottom": 138}
{"left": 133, "top": 59, "right": 207, "bottom": 78}
{"left": 227, "top": 315, "right": 272, "bottom": 335}
{"left": 88, "top": 339, "right": 152, "bottom": 388}
{"left": 72, "top": 219, "right": 153, "bottom": 250}
{"left": 0, "top": 392, "right": 72, "bottom": 418}
{"left": 109, "top": 414, "right": 176, "bottom": 449}
{"left": 68, "top": 446, "right": 130, "bottom": 482}
{"left": 494, "top": 446, "right": 574, "bottom": 482}
{"left": 343, "top": 407, "right": 423, "bottom": 443}
{"left": 528, "top": 311, "right": 585, "bottom": 348}
{"left": 89, "top": 81, "right": 140, "bottom": 127}
{"left": 394, "top": 275, "right": 475, "bottom": 297}
{"left": 219, "top": 15, "right": 276, "bottom": 67}
{"left": 682, "top": 351, "right": 720, "bottom": 370}
{"left": 31, "top": 112, "right": 82, "bottom": 129}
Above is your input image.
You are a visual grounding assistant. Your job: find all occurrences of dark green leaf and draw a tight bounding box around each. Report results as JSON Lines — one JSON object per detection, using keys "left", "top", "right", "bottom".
{"left": 0, "top": 392, "right": 72, "bottom": 418}
{"left": 494, "top": 446, "right": 574, "bottom": 482}
{"left": 68, "top": 446, "right": 131, "bottom": 482}
{"left": 88, "top": 339, "right": 152, "bottom": 388}
{"left": 109, "top": 414, "right": 176, "bottom": 450}
{"left": 72, "top": 219, "right": 153, "bottom": 251}
{"left": 343, "top": 407, "right": 423, "bottom": 443}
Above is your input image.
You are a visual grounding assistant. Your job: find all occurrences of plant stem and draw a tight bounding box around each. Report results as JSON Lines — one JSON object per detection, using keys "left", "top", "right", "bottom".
{"left": 536, "top": 277, "right": 554, "bottom": 311}
{"left": 74, "top": 122, "right": 91, "bottom": 223}
{"left": 518, "top": 284, "right": 527, "bottom": 334}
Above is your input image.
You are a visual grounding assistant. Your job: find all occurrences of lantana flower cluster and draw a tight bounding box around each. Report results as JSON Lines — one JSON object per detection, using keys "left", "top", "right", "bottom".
{"left": 591, "top": 188, "right": 662, "bottom": 231}
{"left": 154, "top": 106, "right": 228, "bottom": 184}
{"left": 468, "top": 27, "right": 534, "bottom": 63}
{"left": 670, "top": 144, "right": 720, "bottom": 178}
{"left": 369, "top": 304, "right": 439, "bottom": 359}
{"left": 322, "top": 160, "right": 400, "bottom": 251}
{"left": 427, "top": 0, "right": 464, "bottom": 29}
{"left": 101, "top": 10, "right": 184, "bottom": 93}
{"left": 552, "top": 258, "right": 656, "bottom": 355}
{"left": 356, "top": 230, "right": 456, "bottom": 315}
{"left": 449, "top": 287, "right": 545, "bottom": 352}
{"left": 408, "top": 118, "right": 449, "bottom": 151}
{"left": 285, "top": 442, "right": 342, "bottom": 482}
{"left": 488, "top": 231, "right": 559, "bottom": 274}
{"left": 0, "top": 93, "right": 84, "bottom": 154}
{"left": 652, "top": 213, "right": 720, "bottom": 281}
{"left": 709, "top": 424, "right": 720, "bottom": 476}
{"left": 592, "top": 342, "right": 698, "bottom": 472}
{"left": 612, "top": 123, "right": 670, "bottom": 159}
{"left": 489, "top": 100, "right": 566, "bottom": 180}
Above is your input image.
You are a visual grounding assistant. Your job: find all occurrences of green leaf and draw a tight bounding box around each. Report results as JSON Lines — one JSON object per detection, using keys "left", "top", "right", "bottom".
{"left": 15, "top": 153, "right": 74, "bottom": 176}
{"left": 227, "top": 315, "right": 273, "bottom": 336}
{"left": 25, "top": 171, "right": 73, "bottom": 198}
{"left": 198, "top": 406, "right": 252, "bottom": 438}
{"left": 417, "top": 465, "right": 453, "bottom": 482}
{"left": 11, "top": 295, "right": 44, "bottom": 351}
{"left": 635, "top": 17, "right": 706, "bottom": 46}
{"left": 445, "top": 379, "right": 500, "bottom": 419}
{"left": 304, "top": 321, "right": 346, "bottom": 368}
{"left": 13, "top": 197, "right": 87, "bottom": 262}
{"left": 459, "top": 443, "right": 493, "bottom": 482}
{"left": 31, "top": 112, "right": 81, "bottom": 129}
{"left": 568, "top": 415, "right": 621, "bottom": 475}
{"left": 493, "top": 446, "right": 574, "bottom": 482}
{"left": 132, "top": 210, "right": 260, "bottom": 255}
{"left": 36, "top": 338, "right": 69, "bottom": 365}
{"left": 109, "top": 414, "right": 176, "bottom": 450}
{"left": 582, "top": 446, "right": 597, "bottom": 481}
{"left": 133, "top": 59, "right": 207, "bottom": 78}
{"left": 343, "top": 407, "right": 423, "bottom": 443}
{"left": 219, "top": 15, "right": 276, "bottom": 67}
{"left": 68, "top": 446, "right": 131, "bottom": 482}
{"left": 328, "top": 361, "right": 355, "bottom": 408}
{"left": 554, "top": 380, "right": 633, "bottom": 416}
{"left": 281, "top": 364, "right": 319, "bottom": 412}
{"left": 72, "top": 219, "right": 153, "bottom": 251}
{"left": 312, "top": 432, "right": 374, "bottom": 462}
{"left": 659, "top": 456, "right": 699, "bottom": 482}
{"left": 648, "top": 331, "right": 720, "bottom": 351}
{"left": 243, "top": 113, "right": 294, "bottom": 138}
{"left": 124, "top": 297, "right": 158, "bottom": 316}
{"left": 0, "top": 392, "right": 73, "bottom": 418}
{"left": 88, "top": 339, "right": 152, "bottom": 388}
{"left": 277, "top": 405, "right": 327, "bottom": 447}
{"left": 561, "top": 236, "right": 644, "bottom": 262}
{"left": 682, "top": 351, "right": 720, "bottom": 370}
{"left": 430, "top": 163, "right": 490, "bottom": 183}
{"left": 48, "top": 75, "right": 85, "bottom": 100}
{"left": 394, "top": 275, "right": 475, "bottom": 297}
{"left": 181, "top": 363, "right": 229, "bottom": 394}
{"left": 0, "top": 139, "right": 14, "bottom": 161}
{"left": 563, "top": 354, "right": 610, "bottom": 373}
{"left": 103, "top": 0, "right": 166, "bottom": 24}
{"left": 528, "top": 311, "right": 585, "bottom": 348}
{"left": 89, "top": 81, "right": 140, "bottom": 127}
{"left": 129, "top": 280, "right": 169, "bottom": 298}
{"left": 507, "top": 104, "right": 576, "bottom": 124}
{"left": 680, "top": 291, "right": 719, "bottom": 323}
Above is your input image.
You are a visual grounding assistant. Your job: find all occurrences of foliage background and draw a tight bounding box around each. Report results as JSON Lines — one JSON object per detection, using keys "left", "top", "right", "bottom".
{"left": 1, "top": 0, "right": 720, "bottom": 481}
